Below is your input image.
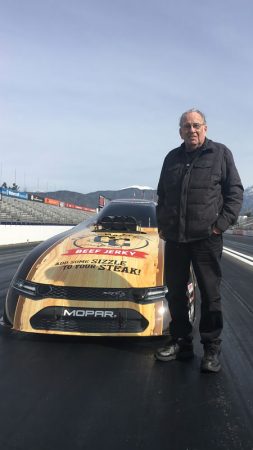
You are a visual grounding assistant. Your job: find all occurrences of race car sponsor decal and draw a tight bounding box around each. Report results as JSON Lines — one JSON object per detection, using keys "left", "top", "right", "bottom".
{"left": 56, "top": 259, "right": 141, "bottom": 275}
{"left": 63, "top": 309, "right": 117, "bottom": 318}
{"left": 94, "top": 235, "right": 131, "bottom": 247}
{"left": 27, "top": 228, "right": 159, "bottom": 288}
{"left": 63, "top": 248, "right": 147, "bottom": 258}
{"left": 72, "top": 233, "right": 150, "bottom": 252}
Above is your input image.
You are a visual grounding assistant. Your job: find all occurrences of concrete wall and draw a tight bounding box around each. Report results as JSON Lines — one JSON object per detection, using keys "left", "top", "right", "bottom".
{"left": 0, "top": 224, "right": 73, "bottom": 246}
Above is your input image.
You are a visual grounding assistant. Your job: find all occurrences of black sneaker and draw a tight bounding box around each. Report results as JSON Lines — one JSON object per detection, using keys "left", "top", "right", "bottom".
{"left": 155, "top": 338, "right": 194, "bottom": 362}
{"left": 201, "top": 344, "right": 221, "bottom": 373}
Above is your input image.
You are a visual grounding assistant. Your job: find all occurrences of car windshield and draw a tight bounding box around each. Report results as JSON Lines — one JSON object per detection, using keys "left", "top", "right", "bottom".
{"left": 97, "top": 203, "right": 157, "bottom": 228}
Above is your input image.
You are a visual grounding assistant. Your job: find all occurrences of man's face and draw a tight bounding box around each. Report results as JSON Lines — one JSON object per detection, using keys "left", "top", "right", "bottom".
{"left": 179, "top": 112, "right": 207, "bottom": 150}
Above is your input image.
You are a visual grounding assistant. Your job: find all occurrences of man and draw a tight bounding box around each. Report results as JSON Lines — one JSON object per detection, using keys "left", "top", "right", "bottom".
{"left": 155, "top": 109, "right": 243, "bottom": 373}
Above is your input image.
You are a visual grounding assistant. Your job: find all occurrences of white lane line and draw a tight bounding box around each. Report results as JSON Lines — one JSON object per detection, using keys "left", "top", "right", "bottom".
{"left": 223, "top": 246, "right": 253, "bottom": 267}
{"left": 223, "top": 247, "right": 253, "bottom": 261}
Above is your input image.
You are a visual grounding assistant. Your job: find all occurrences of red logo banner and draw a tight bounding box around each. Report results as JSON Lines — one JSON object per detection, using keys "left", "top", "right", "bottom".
{"left": 63, "top": 248, "right": 148, "bottom": 258}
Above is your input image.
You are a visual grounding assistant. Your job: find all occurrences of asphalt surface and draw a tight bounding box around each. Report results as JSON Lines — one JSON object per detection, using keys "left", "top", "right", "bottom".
{"left": 0, "top": 236, "right": 253, "bottom": 450}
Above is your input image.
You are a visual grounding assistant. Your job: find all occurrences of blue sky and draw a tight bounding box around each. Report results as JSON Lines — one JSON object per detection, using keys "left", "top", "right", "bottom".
{"left": 0, "top": 0, "right": 252, "bottom": 193}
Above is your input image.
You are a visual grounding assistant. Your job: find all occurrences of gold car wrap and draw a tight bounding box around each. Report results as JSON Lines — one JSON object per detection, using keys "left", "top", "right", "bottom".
{"left": 13, "top": 298, "right": 169, "bottom": 336}
{"left": 26, "top": 227, "right": 164, "bottom": 288}
{"left": 12, "top": 226, "right": 168, "bottom": 336}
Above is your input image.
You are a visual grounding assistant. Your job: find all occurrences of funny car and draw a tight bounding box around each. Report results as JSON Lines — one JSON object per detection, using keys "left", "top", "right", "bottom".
{"left": 3, "top": 199, "right": 196, "bottom": 337}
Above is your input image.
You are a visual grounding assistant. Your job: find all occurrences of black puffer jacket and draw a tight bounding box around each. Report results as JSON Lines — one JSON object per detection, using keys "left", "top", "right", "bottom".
{"left": 157, "top": 139, "right": 244, "bottom": 242}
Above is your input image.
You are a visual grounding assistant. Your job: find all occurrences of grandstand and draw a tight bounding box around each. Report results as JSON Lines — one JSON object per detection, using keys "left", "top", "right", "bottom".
{"left": 235, "top": 217, "right": 253, "bottom": 230}
{"left": 0, "top": 196, "right": 95, "bottom": 225}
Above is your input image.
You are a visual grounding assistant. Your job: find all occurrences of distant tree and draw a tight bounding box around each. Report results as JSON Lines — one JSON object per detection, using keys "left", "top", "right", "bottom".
{"left": 244, "top": 211, "right": 252, "bottom": 217}
{"left": 1, "top": 181, "right": 7, "bottom": 189}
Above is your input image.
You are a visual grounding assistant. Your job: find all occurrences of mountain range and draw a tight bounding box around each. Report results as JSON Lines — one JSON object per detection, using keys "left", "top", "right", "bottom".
{"left": 36, "top": 185, "right": 253, "bottom": 215}
{"left": 241, "top": 185, "right": 253, "bottom": 215}
{"left": 36, "top": 186, "right": 157, "bottom": 209}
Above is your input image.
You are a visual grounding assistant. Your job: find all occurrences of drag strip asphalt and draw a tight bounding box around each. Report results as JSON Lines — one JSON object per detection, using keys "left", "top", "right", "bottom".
{"left": 0, "top": 236, "right": 253, "bottom": 450}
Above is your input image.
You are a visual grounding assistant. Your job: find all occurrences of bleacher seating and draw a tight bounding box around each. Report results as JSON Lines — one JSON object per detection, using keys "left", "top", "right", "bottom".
{"left": 238, "top": 218, "right": 253, "bottom": 230}
{"left": 0, "top": 196, "right": 94, "bottom": 225}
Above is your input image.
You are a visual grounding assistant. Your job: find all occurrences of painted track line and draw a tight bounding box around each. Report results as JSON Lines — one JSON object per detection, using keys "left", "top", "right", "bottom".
{"left": 223, "top": 246, "right": 253, "bottom": 267}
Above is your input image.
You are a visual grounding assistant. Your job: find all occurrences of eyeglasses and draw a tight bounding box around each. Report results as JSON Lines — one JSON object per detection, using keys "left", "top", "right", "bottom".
{"left": 181, "top": 123, "right": 205, "bottom": 130}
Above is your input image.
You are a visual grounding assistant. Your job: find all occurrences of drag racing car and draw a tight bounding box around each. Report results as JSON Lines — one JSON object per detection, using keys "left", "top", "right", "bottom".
{"left": 3, "top": 199, "right": 196, "bottom": 337}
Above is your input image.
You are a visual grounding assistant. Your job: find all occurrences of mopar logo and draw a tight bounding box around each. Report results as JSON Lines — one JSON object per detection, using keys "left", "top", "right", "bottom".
{"left": 63, "top": 309, "right": 117, "bottom": 318}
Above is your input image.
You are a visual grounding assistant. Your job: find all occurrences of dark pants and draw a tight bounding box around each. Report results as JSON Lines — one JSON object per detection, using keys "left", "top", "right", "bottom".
{"left": 165, "top": 234, "right": 223, "bottom": 344}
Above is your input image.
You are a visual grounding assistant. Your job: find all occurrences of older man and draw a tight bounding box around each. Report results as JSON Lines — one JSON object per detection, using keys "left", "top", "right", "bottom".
{"left": 155, "top": 109, "right": 243, "bottom": 372}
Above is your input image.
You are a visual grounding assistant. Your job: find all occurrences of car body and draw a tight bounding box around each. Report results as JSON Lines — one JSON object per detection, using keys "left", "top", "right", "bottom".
{"left": 3, "top": 199, "right": 196, "bottom": 337}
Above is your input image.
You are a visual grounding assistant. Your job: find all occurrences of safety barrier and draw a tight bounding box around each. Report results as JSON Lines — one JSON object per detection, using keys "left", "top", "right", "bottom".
{"left": 0, "top": 224, "right": 73, "bottom": 246}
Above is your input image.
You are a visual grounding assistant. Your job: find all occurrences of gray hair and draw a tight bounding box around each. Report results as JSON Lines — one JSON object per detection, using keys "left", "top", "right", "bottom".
{"left": 179, "top": 109, "right": 207, "bottom": 127}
